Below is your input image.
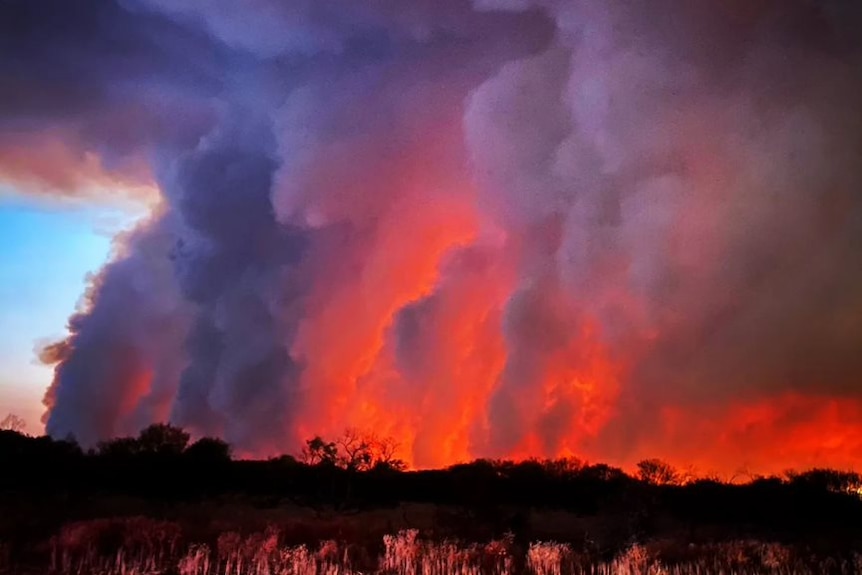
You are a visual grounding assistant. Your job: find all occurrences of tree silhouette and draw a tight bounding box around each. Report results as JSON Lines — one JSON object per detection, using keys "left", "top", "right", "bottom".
{"left": 300, "top": 430, "right": 406, "bottom": 471}
{"left": 0, "top": 413, "right": 26, "bottom": 434}
{"left": 370, "top": 435, "right": 407, "bottom": 471}
{"left": 185, "top": 437, "right": 232, "bottom": 462}
{"left": 137, "top": 423, "right": 190, "bottom": 456}
{"left": 542, "top": 457, "right": 585, "bottom": 477}
{"left": 96, "top": 424, "right": 190, "bottom": 458}
{"left": 97, "top": 436, "right": 141, "bottom": 458}
{"left": 786, "top": 468, "right": 862, "bottom": 494}
{"left": 301, "top": 436, "right": 338, "bottom": 466}
{"left": 637, "top": 458, "right": 680, "bottom": 485}
{"left": 337, "top": 428, "right": 375, "bottom": 471}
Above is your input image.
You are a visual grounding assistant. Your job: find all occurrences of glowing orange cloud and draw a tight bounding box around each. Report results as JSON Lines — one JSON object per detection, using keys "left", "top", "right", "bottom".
{"left": 290, "top": 175, "right": 483, "bottom": 463}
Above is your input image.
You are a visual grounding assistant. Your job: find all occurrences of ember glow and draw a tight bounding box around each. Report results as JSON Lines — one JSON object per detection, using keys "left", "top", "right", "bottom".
{"left": 3, "top": 0, "right": 862, "bottom": 474}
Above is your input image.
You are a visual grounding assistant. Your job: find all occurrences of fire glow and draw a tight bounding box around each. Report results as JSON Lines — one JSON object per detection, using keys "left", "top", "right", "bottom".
{"left": 13, "top": 0, "right": 860, "bottom": 475}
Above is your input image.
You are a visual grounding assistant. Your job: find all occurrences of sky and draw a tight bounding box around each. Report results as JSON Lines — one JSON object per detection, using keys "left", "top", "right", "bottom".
{"left": 2, "top": 0, "right": 862, "bottom": 475}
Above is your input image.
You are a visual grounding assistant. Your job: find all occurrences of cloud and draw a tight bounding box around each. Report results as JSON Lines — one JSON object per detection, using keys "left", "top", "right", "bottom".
{"left": 0, "top": 132, "right": 158, "bottom": 208}
{"left": 1, "top": 0, "right": 858, "bottom": 472}
{"left": 0, "top": 0, "right": 222, "bottom": 204}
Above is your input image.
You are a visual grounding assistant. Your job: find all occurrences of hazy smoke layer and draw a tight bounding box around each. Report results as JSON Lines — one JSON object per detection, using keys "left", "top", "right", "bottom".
{"left": 5, "top": 0, "right": 862, "bottom": 472}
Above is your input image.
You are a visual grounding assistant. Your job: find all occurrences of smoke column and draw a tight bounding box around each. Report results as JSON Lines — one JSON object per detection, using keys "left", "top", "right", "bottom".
{"left": 5, "top": 0, "right": 861, "bottom": 473}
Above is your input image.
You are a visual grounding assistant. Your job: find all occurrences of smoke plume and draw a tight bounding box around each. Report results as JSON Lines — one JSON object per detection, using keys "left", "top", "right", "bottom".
{"left": 5, "top": 0, "right": 861, "bottom": 472}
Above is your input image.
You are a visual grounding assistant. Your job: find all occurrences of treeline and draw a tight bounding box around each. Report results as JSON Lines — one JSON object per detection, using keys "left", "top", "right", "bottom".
{"left": 2, "top": 425, "right": 862, "bottom": 541}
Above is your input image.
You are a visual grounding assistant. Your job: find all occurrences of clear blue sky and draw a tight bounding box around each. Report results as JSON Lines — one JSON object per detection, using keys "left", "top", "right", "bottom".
{"left": 0, "top": 190, "right": 142, "bottom": 433}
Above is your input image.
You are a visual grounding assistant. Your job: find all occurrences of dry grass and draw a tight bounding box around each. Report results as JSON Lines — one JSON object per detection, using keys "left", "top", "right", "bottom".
{"left": 3, "top": 520, "right": 859, "bottom": 574}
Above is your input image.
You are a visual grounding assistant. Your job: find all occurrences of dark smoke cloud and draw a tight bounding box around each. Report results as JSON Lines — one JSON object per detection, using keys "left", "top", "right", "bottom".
{"left": 0, "top": 0, "right": 221, "bottom": 196}
{"left": 6, "top": 0, "right": 862, "bottom": 470}
{"left": 42, "top": 212, "right": 192, "bottom": 446}
{"left": 165, "top": 118, "right": 311, "bottom": 451}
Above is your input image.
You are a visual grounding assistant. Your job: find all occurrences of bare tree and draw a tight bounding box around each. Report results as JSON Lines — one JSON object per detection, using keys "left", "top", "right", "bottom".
{"left": 371, "top": 435, "right": 407, "bottom": 471}
{"left": 0, "top": 413, "right": 26, "bottom": 434}
{"left": 636, "top": 458, "right": 680, "bottom": 485}
{"left": 300, "top": 429, "right": 406, "bottom": 470}
{"left": 337, "top": 428, "right": 374, "bottom": 471}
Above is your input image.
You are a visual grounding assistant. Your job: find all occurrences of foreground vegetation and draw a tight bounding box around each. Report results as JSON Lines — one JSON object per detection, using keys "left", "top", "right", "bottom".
{"left": 18, "top": 520, "right": 862, "bottom": 575}
{"left": 2, "top": 423, "right": 862, "bottom": 574}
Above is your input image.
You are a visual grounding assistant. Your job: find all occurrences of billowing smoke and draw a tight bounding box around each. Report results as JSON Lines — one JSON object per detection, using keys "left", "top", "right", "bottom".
{"left": 6, "top": 0, "right": 862, "bottom": 472}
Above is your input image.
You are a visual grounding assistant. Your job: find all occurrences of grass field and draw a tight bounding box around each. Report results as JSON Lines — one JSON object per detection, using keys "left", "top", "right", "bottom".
{"left": 11, "top": 519, "right": 857, "bottom": 575}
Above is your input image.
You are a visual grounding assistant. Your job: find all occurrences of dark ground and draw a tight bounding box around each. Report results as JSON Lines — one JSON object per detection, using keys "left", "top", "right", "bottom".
{"left": 2, "top": 428, "right": 862, "bottom": 573}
